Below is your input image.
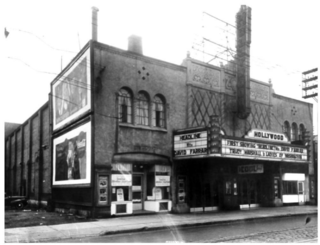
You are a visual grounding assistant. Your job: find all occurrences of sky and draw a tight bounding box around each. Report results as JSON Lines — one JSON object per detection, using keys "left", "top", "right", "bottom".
{"left": 1, "top": 0, "right": 319, "bottom": 134}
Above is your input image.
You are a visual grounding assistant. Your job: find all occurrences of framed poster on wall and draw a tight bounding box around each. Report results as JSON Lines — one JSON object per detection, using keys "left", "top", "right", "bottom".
{"left": 53, "top": 121, "right": 91, "bottom": 186}
{"left": 97, "top": 176, "right": 109, "bottom": 205}
{"left": 52, "top": 47, "right": 91, "bottom": 131}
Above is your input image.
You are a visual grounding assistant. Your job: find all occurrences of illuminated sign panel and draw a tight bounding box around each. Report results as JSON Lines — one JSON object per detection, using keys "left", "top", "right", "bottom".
{"left": 245, "top": 129, "right": 288, "bottom": 143}
{"left": 222, "top": 139, "right": 307, "bottom": 162}
{"left": 174, "top": 131, "right": 207, "bottom": 157}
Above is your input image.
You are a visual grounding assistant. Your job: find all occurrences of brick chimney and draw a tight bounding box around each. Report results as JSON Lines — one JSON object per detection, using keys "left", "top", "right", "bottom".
{"left": 92, "top": 7, "right": 99, "bottom": 41}
{"left": 128, "top": 35, "right": 143, "bottom": 55}
{"left": 236, "top": 5, "right": 251, "bottom": 119}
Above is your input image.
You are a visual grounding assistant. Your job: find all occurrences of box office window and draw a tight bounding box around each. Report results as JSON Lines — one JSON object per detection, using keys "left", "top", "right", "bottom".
{"left": 111, "top": 187, "right": 130, "bottom": 202}
{"left": 226, "top": 179, "right": 237, "bottom": 195}
{"left": 283, "top": 181, "right": 298, "bottom": 195}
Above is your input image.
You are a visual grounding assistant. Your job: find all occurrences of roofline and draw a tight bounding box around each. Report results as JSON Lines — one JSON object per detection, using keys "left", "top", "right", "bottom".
{"left": 93, "top": 41, "right": 187, "bottom": 72}
{"left": 5, "top": 100, "right": 49, "bottom": 140}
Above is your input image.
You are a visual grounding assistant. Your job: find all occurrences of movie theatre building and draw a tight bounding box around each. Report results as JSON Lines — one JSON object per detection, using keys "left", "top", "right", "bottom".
{"left": 173, "top": 126, "right": 311, "bottom": 212}
{"left": 172, "top": 6, "right": 314, "bottom": 213}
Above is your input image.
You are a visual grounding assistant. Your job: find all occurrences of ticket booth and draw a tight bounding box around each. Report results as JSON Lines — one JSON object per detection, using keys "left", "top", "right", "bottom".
{"left": 144, "top": 165, "right": 172, "bottom": 212}
{"left": 110, "top": 163, "right": 133, "bottom": 215}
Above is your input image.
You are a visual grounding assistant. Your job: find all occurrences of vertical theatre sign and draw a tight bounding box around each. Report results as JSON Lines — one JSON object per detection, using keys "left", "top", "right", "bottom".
{"left": 53, "top": 121, "right": 91, "bottom": 186}
{"left": 208, "top": 115, "right": 222, "bottom": 154}
{"left": 52, "top": 47, "right": 91, "bottom": 131}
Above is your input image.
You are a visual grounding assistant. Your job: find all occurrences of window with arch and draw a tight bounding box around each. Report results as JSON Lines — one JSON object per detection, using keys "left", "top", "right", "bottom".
{"left": 291, "top": 122, "right": 298, "bottom": 141}
{"left": 284, "top": 121, "right": 290, "bottom": 140}
{"left": 136, "top": 91, "right": 149, "bottom": 126}
{"left": 152, "top": 95, "right": 166, "bottom": 128}
{"left": 299, "top": 124, "right": 305, "bottom": 141}
{"left": 118, "top": 88, "right": 133, "bottom": 123}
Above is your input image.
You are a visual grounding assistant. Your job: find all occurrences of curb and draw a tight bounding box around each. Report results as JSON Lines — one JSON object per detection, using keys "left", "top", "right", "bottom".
{"left": 5, "top": 211, "right": 318, "bottom": 243}
{"left": 99, "top": 211, "right": 318, "bottom": 236}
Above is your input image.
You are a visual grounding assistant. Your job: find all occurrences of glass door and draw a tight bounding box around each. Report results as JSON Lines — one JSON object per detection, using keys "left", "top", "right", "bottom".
{"left": 132, "top": 175, "right": 143, "bottom": 211}
{"left": 298, "top": 181, "right": 305, "bottom": 204}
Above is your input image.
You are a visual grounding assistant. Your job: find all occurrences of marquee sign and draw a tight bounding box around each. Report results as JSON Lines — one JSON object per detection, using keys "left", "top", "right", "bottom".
{"left": 222, "top": 139, "right": 307, "bottom": 162}
{"left": 174, "top": 131, "right": 207, "bottom": 157}
{"left": 245, "top": 129, "right": 289, "bottom": 143}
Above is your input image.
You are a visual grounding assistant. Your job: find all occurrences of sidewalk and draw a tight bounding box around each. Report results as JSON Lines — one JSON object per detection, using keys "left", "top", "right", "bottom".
{"left": 5, "top": 205, "right": 317, "bottom": 243}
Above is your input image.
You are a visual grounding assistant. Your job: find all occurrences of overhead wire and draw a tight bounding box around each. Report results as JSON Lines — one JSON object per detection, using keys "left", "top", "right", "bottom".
{"left": 50, "top": 93, "right": 120, "bottom": 120}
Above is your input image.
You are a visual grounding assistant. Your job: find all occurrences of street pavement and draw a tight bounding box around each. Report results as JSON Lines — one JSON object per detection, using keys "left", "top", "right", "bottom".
{"left": 215, "top": 225, "right": 318, "bottom": 243}
{"left": 5, "top": 205, "right": 317, "bottom": 243}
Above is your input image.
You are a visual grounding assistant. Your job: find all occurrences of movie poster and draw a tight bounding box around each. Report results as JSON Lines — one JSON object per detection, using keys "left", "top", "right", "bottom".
{"left": 53, "top": 121, "right": 91, "bottom": 186}
{"left": 52, "top": 48, "right": 91, "bottom": 130}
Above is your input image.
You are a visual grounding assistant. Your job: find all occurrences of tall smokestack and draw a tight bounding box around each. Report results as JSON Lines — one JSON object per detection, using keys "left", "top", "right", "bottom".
{"left": 128, "top": 35, "right": 143, "bottom": 55}
{"left": 92, "top": 7, "right": 99, "bottom": 41}
{"left": 236, "top": 5, "right": 251, "bottom": 119}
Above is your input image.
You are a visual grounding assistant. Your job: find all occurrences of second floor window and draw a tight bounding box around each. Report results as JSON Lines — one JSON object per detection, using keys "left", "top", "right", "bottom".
{"left": 299, "top": 124, "right": 305, "bottom": 141}
{"left": 291, "top": 123, "right": 298, "bottom": 141}
{"left": 136, "top": 92, "right": 149, "bottom": 126}
{"left": 118, "top": 88, "right": 132, "bottom": 123}
{"left": 152, "top": 95, "right": 165, "bottom": 128}
{"left": 284, "top": 121, "right": 290, "bottom": 140}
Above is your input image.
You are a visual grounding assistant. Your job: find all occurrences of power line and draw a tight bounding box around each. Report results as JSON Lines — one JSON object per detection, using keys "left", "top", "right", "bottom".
{"left": 9, "top": 28, "right": 78, "bottom": 54}
{"left": 7, "top": 57, "right": 92, "bottom": 90}
{"left": 50, "top": 93, "right": 120, "bottom": 120}
{"left": 203, "top": 12, "right": 236, "bottom": 28}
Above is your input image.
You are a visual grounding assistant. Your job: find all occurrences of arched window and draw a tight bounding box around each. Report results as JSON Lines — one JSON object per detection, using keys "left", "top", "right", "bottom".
{"left": 136, "top": 92, "right": 149, "bottom": 126}
{"left": 299, "top": 124, "right": 305, "bottom": 141}
{"left": 118, "top": 88, "right": 133, "bottom": 123}
{"left": 284, "top": 121, "right": 290, "bottom": 140}
{"left": 291, "top": 123, "right": 298, "bottom": 141}
{"left": 152, "top": 95, "right": 166, "bottom": 128}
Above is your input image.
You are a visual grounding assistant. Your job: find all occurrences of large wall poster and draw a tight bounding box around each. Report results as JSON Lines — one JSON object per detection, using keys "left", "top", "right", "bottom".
{"left": 53, "top": 121, "right": 91, "bottom": 186}
{"left": 52, "top": 48, "right": 91, "bottom": 130}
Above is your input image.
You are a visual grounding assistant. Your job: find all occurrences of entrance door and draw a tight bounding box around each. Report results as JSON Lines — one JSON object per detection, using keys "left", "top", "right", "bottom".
{"left": 239, "top": 178, "right": 259, "bottom": 208}
{"left": 132, "top": 175, "right": 143, "bottom": 211}
{"left": 298, "top": 181, "right": 305, "bottom": 204}
{"left": 240, "top": 179, "right": 249, "bottom": 205}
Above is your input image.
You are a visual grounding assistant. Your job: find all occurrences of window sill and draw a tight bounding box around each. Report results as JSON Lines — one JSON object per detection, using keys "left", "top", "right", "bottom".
{"left": 119, "top": 123, "right": 168, "bottom": 133}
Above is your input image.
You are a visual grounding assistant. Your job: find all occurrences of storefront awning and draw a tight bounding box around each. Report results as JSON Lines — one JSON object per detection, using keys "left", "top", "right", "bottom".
{"left": 113, "top": 152, "right": 171, "bottom": 165}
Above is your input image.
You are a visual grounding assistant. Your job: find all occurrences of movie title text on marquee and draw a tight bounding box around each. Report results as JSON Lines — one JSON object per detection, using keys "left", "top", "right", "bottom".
{"left": 174, "top": 131, "right": 207, "bottom": 157}
{"left": 222, "top": 139, "right": 307, "bottom": 162}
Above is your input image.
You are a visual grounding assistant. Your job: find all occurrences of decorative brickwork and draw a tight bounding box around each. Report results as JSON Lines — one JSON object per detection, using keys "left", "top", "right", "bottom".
{"left": 246, "top": 102, "right": 271, "bottom": 131}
